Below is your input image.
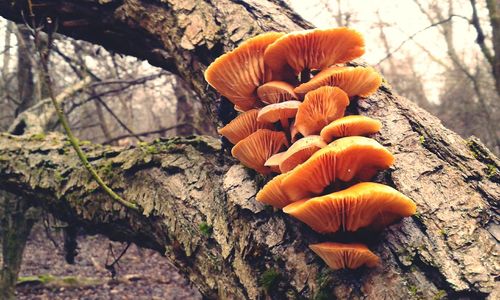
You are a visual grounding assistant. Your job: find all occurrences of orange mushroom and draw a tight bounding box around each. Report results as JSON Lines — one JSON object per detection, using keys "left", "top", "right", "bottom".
{"left": 264, "top": 28, "right": 365, "bottom": 82}
{"left": 320, "top": 115, "right": 382, "bottom": 143}
{"left": 309, "top": 242, "right": 380, "bottom": 270}
{"left": 264, "top": 152, "right": 286, "bottom": 173}
{"left": 279, "top": 135, "right": 327, "bottom": 173}
{"left": 205, "top": 32, "right": 284, "bottom": 111}
{"left": 295, "top": 86, "right": 349, "bottom": 136}
{"left": 218, "top": 109, "right": 274, "bottom": 144}
{"left": 257, "top": 81, "right": 298, "bottom": 104}
{"left": 294, "top": 66, "right": 382, "bottom": 98}
{"left": 283, "top": 182, "right": 416, "bottom": 233}
{"left": 255, "top": 172, "right": 292, "bottom": 208}
{"left": 281, "top": 136, "right": 394, "bottom": 201}
{"left": 231, "top": 129, "right": 288, "bottom": 174}
{"left": 290, "top": 120, "right": 301, "bottom": 143}
{"left": 257, "top": 100, "right": 301, "bottom": 130}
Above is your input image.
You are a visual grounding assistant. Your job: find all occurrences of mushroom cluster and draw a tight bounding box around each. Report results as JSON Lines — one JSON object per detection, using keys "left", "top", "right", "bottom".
{"left": 205, "top": 28, "right": 417, "bottom": 270}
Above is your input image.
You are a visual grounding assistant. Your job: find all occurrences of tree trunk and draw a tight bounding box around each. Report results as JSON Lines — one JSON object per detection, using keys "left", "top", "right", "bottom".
{"left": 486, "top": 0, "right": 500, "bottom": 96}
{"left": 0, "top": 1, "right": 498, "bottom": 299}
{"left": 0, "top": 192, "right": 39, "bottom": 300}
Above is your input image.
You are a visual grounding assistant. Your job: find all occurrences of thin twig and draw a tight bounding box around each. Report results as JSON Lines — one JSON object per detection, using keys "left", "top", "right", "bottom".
{"left": 376, "top": 15, "right": 469, "bottom": 66}
{"left": 27, "top": 1, "right": 139, "bottom": 211}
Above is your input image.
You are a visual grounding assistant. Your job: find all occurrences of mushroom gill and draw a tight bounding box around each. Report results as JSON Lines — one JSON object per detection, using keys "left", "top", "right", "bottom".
{"left": 294, "top": 66, "right": 382, "bottom": 98}
{"left": 231, "top": 129, "right": 288, "bottom": 174}
{"left": 264, "top": 152, "right": 286, "bottom": 173}
{"left": 257, "top": 81, "right": 298, "bottom": 104}
{"left": 218, "top": 109, "right": 274, "bottom": 144}
{"left": 295, "top": 86, "right": 349, "bottom": 136}
{"left": 205, "top": 32, "right": 284, "bottom": 110}
{"left": 320, "top": 115, "right": 382, "bottom": 143}
{"left": 281, "top": 136, "right": 394, "bottom": 201}
{"left": 279, "top": 135, "right": 327, "bottom": 173}
{"left": 257, "top": 100, "right": 301, "bottom": 130}
{"left": 283, "top": 182, "right": 416, "bottom": 233}
{"left": 256, "top": 172, "right": 292, "bottom": 208}
{"left": 309, "top": 242, "right": 380, "bottom": 270}
{"left": 264, "top": 28, "right": 365, "bottom": 81}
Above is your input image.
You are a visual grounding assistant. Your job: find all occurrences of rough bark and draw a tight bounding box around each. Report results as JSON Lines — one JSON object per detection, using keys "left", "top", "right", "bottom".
{"left": 0, "top": 1, "right": 499, "bottom": 299}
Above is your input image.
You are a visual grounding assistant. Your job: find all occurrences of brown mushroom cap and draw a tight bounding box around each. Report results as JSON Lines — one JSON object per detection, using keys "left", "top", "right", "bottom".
{"left": 309, "top": 242, "right": 380, "bottom": 270}
{"left": 283, "top": 182, "right": 416, "bottom": 233}
{"left": 320, "top": 115, "right": 382, "bottom": 143}
{"left": 264, "top": 152, "right": 286, "bottom": 173}
{"left": 205, "top": 32, "right": 285, "bottom": 111}
{"left": 257, "top": 100, "right": 301, "bottom": 124}
{"left": 294, "top": 66, "right": 382, "bottom": 98}
{"left": 281, "top": 136, "right": 394, "bottom": 201}
{"left": 255, "top": 172, "right": 292, "bottom": 208}
{"left": 279, "top": 135, "right": 327, "bottom": 173}
{"left": 264, "top": 28, "right": 365, "bottom": 76}
{"left": 295, "top": 86, "right": 349, "bottom": 136}
{"left": 218, "top": 109, "right": 274, "bottom": 144}
{"left": 231, "top": 129, "right": 288, "bottom": 174}
{"left": 257, "top": 81, "right": 298, "bottom": 104}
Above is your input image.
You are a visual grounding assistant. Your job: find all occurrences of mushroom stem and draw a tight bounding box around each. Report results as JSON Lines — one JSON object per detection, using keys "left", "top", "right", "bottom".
{"left": 300, "top": 68, "right": 311, "bottom": 83}
{"left": 280, "top": 118, "right": 290, "bottom": 131}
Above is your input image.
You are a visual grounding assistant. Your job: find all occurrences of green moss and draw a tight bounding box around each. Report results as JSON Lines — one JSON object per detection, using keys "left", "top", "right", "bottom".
{"left": 54, "top": 170, "right": 64, "bottom": 183}
{"left": 403, "top": 255, "right": 414, "bottom": 265}
{"left": 439, "top": 228, "right": 447, "bottom": 237}
{"left": 62, "top": 277, "right": 79, "bottom": 285}
{"left": 138, "top": 141, "right": 161, "bottom": 155}
{"left": 78, "top": 140, "right": 92, "bottom": 146}
{"left": 30, "top": 133, "right": 46, "bottom": 141}
{"left": 198, "top": 222, "right": 213, "bottom": 237}
{"left": 313, "top": 270, "right": 333, "bottom": 300}
{"left": 98, "top": 161, "right": 113, "bottom": 178}
{"left": 259, "top": 268, "right": 281, "bottom": 292}
{"left": 419, "top": 135, "right": 425, "bottom": 144}
{"left": 432, "top": 290, "right": 446, "bottom": 300}
{"left": 408, "top": 285, "right": 420, "bottom": 297}
{"left": 486, "top": 164, "right": 497, "bottom": 179}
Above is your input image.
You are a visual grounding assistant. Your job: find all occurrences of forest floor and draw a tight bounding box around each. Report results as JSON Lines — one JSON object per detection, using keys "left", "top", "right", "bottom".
{"left": 12, "top": 221, "right": 202, "bottom": 299}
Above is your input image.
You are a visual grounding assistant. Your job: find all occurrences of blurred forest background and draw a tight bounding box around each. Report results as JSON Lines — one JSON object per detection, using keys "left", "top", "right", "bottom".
{"left": 0, "top": 0, "right": 498, "bottom": 298}
{"left": 0, "top": 0, "right": 499, "bottom": 153}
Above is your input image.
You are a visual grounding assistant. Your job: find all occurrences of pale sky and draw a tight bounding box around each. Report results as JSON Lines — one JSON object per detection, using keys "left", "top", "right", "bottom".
{"left": 289, "top": 0, "right": 485, "bottom": 103}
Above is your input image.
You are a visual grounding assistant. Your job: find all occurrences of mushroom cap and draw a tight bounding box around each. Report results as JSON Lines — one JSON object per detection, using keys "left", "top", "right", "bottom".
{"left": 205, "top": 32, "right": 285, "bottom": 111}
{"left": 264, "top": 28, "right": 365, "bottom": 76}
{"left": 309, "top": 242, "right": 380, "bottom": 270}
{"left": 320, "top": 115, "right": 382, "bottom": 143}
{"left": 231, "top": 129, "right": 288, "bottom": 174}
{"left": 257, "top": 81, "right": 298, "bottom": 104}
{"left": 218, "top": 109, "right": 274, "bottom": 144}
{"left": 257, "top": 100, "right": 301, "bottom": 124}
{"left": 283, "top": 182, "right": 416, "bottom": 233}
{"left": 255, "top": 172, "right": 292, "bottom": 208}
{"left": 279, "top": 135, "right": 327, "bottom": 173}
{"left": 295, "top": 86, "right": 349, "bottom": 136}
{"left": 281, "top": 136, "right": 394, "bottom": 201}
{"left": 294, "top": 66, "right": 382, "bottom": 98}
{"left": 264, "top": 152, "right": 286, "bottom": 173}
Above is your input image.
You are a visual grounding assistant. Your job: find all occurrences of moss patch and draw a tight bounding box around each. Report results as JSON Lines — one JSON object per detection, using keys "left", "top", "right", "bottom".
{"left": 259, "top": 268, "right": 281, "bottom": 292}
{"left": 198, "top": 222, "right": 213, "bottom": 237}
